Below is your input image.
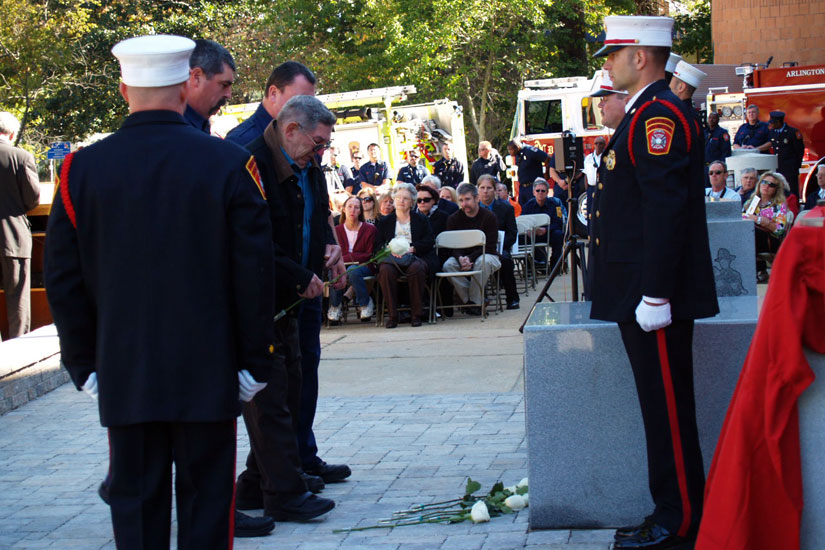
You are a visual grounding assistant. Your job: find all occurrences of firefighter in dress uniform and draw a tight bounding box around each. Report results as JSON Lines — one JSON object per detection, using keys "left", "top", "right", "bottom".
{"left": 44, "top": 36, "right": 275, "bottom": 549}
{"left": 588, "top": 16, "right": 719, "bottom": 550}
{"left": 768, "top": 110, "right": 805, "bottom": 197}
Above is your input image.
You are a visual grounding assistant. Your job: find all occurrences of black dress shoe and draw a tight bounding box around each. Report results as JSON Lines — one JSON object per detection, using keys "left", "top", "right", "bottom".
{"left": 301, "top": 472, "right": 325, "bottom": 493}
{"left": 411, "top": 316, "right": 422, "bottom": 327}
{"left": 615, "top": 516, "right": 653, "bottom": 540}
{"left": 506, "top": 300, "right": 520, "bottom": 310}
{"left": 265, "top": 492, "right": 335, "bottom": 522}
{"left": 234, "top": 511, "right": 275, "bottom": 537}
{"left": 385, "top": 318, "right": 398, "bottom": 329}
{"left": 613, "top": 522, "right": 694, "bottom": 549}
{"left": 304, "top": 460, "right": 352, "bottom": 483}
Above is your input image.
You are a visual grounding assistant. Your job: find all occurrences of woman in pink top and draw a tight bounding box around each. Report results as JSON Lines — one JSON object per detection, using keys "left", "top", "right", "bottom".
{"left": 327, "top": 196, "right": 378, "bottom": 323}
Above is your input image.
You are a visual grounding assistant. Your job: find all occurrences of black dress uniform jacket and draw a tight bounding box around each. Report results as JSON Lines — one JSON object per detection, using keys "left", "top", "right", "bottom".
{"left": 589, "top": 80, "right": 718, "bottom": 322}
{"left": 247, "top": 121, "right": 336, "bottom": 312}
{"left": 771, "top": 124, "right": 805, "bottom": 195}
{"left": 45, "top": 110, "right": 275, "bottom": 427}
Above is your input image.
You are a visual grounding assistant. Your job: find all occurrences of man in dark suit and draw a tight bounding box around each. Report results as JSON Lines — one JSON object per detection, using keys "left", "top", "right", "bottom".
{"left": 44, "top": 35, "right": 275, "bottom": 549}
{"left": 805, "top": 164, "right": 825, "bottom": 210}
{"left": 590, "top": 16, "right": 719, "bottom": 550}
{"left": 0, "top": 111, "right": 40, "bottom": 340}
{"left": 238, "top": 94, "right": 342, "bottom": 522}
{"left": 477, "top": 175, "right": 519, "bottom": 309}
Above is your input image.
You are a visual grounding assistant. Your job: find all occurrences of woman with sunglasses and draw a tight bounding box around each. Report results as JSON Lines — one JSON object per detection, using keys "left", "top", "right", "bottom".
{"left": 357, "top": 188, "right": 378, "bottom": 224}
{"left": 327, "top": 196, "right": 377, "bottom": 323}
{"left": 742, "top": 171, "right": 792, "bottom": 282}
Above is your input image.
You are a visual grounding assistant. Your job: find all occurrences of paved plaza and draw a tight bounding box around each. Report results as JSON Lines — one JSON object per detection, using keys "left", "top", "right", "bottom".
{"left": 0, "top": 277, "right": 619, "bottom": 549}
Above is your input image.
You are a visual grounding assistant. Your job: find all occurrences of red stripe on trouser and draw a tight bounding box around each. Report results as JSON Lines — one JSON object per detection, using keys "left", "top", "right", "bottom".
{"left": 228, "top": 419, "right": 237, "bottom": 549}
{"left": 656, "top": 328, "right": 692, "bottom": 537}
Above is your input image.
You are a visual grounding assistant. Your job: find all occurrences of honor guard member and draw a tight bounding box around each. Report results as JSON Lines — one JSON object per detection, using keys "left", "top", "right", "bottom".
{"left": 44, "top": 35, "right": 276, "bottom": 549}
{"left": 587, "top": 72, "right": 628, "bottom": 216}
{"left": 733, "top": 104, "right": 771, "bottom": 151}
{"left": 359, "top": 143, "right": 391, "bottom": 189}
{"left": 670, "top": 60, "right": 706, "bottom": 136}
{"left": 664, "top": 52, "right": 682, "bottom": 84}
{"left": 590, "top": 16, "right": 719, "bottom": 550}
{"left": 396, "top": 149, "right": 429, "bottom": 185}
{"left": 768, "top": 110, "right": 805, "bottom": 197}
{"left": 704, "top": 111, "right": 731, "bottom": 165}
{"left": 432, "top": 141, "right": 465, "bottom": 188}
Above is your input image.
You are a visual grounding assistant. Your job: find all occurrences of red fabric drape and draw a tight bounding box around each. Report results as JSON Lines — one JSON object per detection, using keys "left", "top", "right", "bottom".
{"left": 696, "top": 207, "right": 825, "bottom": 550}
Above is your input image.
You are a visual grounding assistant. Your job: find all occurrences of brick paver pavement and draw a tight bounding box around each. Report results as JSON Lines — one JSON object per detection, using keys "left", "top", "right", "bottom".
{"left": 0, "top": 384, "right": 614, "bottom": 549}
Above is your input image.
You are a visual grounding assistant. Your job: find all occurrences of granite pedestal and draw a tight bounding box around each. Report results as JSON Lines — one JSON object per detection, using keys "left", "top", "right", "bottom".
{"left": 705, "top": 200, "right": 756, "bottom": 297}
{"left": 523, "top": 297, "right": 758, "bottom": 529}
{"left": 800, "top": 349, "right": 825, "bottom": 550}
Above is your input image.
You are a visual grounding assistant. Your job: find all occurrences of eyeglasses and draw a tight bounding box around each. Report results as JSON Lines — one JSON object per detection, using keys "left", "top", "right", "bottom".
{"left": 534, "top": 189, "right": 548, "bottom": 193}
{"left": 298, "top": 125, "right": 331, "bottom": 153}
{"left": 708, "top": 170, "right": 725, "bottom": 175}
{"left": 761, "top": 180, "right": 778, "bottom": 188}
{"left": 360, "top": 196, "right": 374, "bottom": 202}
{"left": 353, "top": 156, "right": 363, "bottom": 160}
{"left": 417, "top": 197, "right": 434, "bottom": 204}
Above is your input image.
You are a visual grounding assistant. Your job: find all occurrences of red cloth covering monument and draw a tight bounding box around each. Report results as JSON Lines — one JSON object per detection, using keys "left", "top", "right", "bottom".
{"left": 696, "top": 207, "right": 825, "bottom": 550}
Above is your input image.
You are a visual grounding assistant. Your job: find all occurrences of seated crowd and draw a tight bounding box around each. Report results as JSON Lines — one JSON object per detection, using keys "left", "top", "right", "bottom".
{"left": 322, "top": 142, "right": 561, "bottom": 327}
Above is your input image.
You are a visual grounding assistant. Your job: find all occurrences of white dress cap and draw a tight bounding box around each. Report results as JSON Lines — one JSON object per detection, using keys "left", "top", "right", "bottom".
{"left": 666, "top": 53, "right": 683, "bottom": 74}
{"left": 672, "top": 60, "right": 707, "bottom": 88}
{"left": 594, "top": 16, "right": 674, "bottom": 57}
{"left": 591, "top": 70, "right": 629, "bottom": 97}
{"left": 112, "top": 35, "right": 195, "bottom": 87}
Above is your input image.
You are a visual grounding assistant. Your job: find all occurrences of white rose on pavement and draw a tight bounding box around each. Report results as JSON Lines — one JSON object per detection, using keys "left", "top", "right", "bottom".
{"left": 504, "top": 485, "right": 517, "bottom": 494}
{"left": 517, "top": 477, "right": 529, "bottom": 489}
{"left": 388, "top": 236, "right": 410, "bottom": 255}
{"left": 522, "top": 493, "right": 529, "bottom": 506}
{"left": 504, "top": 495, "right": 526, "bottom": 511}
{"left": 470, "top": 500, "right": 490, "bottom": 523}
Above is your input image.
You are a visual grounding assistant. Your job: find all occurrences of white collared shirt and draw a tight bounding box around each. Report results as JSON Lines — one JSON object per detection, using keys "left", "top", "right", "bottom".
{"left": 583, "top": 151, "right": 603, "bottom": 186}
{"left": 625, "top": 82, "right": 657, "bottom": 113}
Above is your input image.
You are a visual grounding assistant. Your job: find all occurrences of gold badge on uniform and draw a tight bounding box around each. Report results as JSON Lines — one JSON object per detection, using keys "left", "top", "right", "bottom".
{"left": 605, "top": 150, "right": 616, "bottom": 170}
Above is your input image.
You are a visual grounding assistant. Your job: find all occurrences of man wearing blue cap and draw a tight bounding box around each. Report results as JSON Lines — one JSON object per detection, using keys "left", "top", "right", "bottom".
{"left": 45, "top": 35, "right": 276, "bottom": 549}
{"left": 588, "top": 15, "right": 719, "bottom": 550}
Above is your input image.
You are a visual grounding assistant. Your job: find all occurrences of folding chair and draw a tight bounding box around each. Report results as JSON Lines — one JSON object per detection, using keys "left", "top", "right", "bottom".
{"left": 431, "top": 229, "right": 495, "bottom": 322}
{"left": 522, "top": 213, "right": 553, "bottom": 277}
{"left": 513, "top": 217, "right": 536, "bottom": 292}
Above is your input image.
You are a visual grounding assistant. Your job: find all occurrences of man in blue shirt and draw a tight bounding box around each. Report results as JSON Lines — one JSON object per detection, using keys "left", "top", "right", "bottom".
{"left": 507, "top": 139, "right": 565, "bottom": 206}
{"left": 521, "top": 178, "right": 566, "bottom": 268}
{"left": 226, "top": 61, "right": 317, "bottom": 147}
{"left": 358, "top": 143, "right": 391, "bottom": 189}
{"left": 733, "top": 104, "right": 771, "bottom": 152}
{"left": 704, "top": 111, "right": 731, "bottom": 165}
{"left": 396, "top": 149, "right": 429, "bottom": 185}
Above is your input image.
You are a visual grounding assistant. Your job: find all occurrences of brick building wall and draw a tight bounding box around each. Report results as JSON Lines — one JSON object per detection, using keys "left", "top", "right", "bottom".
{"left": 712, "top": 0, "right": 825, "bottom": 67}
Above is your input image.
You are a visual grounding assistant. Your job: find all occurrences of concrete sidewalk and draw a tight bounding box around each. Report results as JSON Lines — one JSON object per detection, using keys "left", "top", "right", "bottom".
{"left": 0, "top": 277, "right": 616, "bottom": 550}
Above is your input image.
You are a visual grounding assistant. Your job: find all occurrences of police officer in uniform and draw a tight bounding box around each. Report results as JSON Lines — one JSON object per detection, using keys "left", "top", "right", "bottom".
{"left": 769, "top": 110, "right": 805, "bottom": 197}
{"left": 45, "top": 35, "right": 275, "bottom": 549}
{"left": 396, "top": 149, "right": 429, "bottom": 185}
{"left": 432, "top": 141, "right": 465, "bottom": 188}
{"left": 589, "top": 16, "right": 719, "bottom": 550}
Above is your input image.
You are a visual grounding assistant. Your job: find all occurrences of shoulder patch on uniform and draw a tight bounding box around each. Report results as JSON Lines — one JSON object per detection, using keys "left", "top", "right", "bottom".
{"left": 245, "top": 157, "right": 266, "bottom": 200}
{"left": 723, "top": 133, "right": 729, "bottom": 141}
{"left": 645, "top": 117, "right": 675, "bottom": 155}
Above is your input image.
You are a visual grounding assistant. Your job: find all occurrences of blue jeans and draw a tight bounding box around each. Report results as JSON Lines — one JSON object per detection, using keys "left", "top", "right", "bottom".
{"left": 329, "top": 265, "right": 373, "bottom": 307}
{"left": 297, "top": 296, "right": 322, "bottom": 469}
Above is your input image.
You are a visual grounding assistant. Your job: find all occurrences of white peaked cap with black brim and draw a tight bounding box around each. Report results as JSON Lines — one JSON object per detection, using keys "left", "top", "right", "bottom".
{"left": 593, "top": 16, "right": 674, "bottom": 58}
{"left": 673, "top": 60, "right": 707, "bottom": 88}
{"left": 112, "top": 35, "right": 195, "bottom": 87}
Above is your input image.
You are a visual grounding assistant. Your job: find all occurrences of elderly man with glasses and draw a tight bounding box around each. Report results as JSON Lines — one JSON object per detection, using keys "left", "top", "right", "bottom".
{"left": 521, "top": 178, "right": 566, "bottom": 269}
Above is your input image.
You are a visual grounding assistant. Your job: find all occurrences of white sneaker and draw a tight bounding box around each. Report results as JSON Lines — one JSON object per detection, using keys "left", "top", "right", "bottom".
{"left": 360, "top": 298, "right": 375, "bottom": 319}
{"left": 327, "top": 305, "right": 342, "bottom": 322}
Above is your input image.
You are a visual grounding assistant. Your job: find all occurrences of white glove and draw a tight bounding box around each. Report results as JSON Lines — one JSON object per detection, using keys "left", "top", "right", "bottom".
{"left": 635, "top": 296, "right": 672, "bottom": 332}
{"left": 82, "top": 372, "right": 99, "bottom": 401}
{"left": 238, "top": 370, "right": 267, "bottom": 402}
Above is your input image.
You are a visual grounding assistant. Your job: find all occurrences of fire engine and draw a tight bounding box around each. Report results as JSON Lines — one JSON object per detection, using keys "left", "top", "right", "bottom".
{"left": 221, "top": 86, "right": 469, "bottom": 194}
{"left": 706, "top": 62, "right": 825, "bottom": 199}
